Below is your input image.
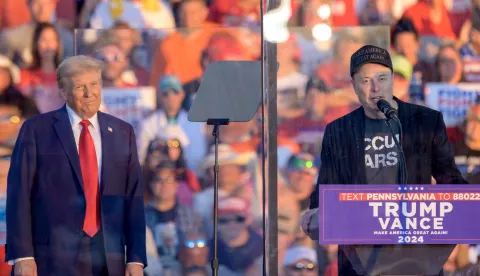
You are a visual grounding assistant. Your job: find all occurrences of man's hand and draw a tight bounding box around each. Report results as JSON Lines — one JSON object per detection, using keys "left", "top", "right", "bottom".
{"left": 125, "top": 263, "right": 144, "bottom": 276}
{"left": 300, "top": 208, "right": 319, "bottom": 240}
{"left": 14, "top": 259, "right": 37, "bottom": 276}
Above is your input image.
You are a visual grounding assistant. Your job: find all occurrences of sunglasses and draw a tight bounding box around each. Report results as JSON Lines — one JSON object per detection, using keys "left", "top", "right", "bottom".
{"left": 184, "top": 239, "right": 207, "bottom": 248}
{"left": 167, "top": 139, "right": 180, "bottom": 148}
{"left": 0, "top": 115, "right": 21, "bottom": 124}
{"left": 289, "top": 263, "right": 316, "bottom": 271}
{"left": 289, "top": 158, "right": 315, "bottom": 170}
{"left": 218, "top": 216, "right": 246, "bottom": 224}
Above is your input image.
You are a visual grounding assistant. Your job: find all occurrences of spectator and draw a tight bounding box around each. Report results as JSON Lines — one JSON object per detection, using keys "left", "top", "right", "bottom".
{"left": 283, "top": 246, "right": 318, "bottom": 276}
{"left": 391, "top": 18, "right": 436, "bottom": 87}
{"left": 278, "top": 77, "right": 349, "bottom": 157}
{"left": 454, "top": 104, "right": 480, "bottom": 184}
{"left": 434, "top": 44, "right": 464, "bottom": 84}
{"left": 89, "top": 0, "right": 146, "bottom": 29}
{"left": 143, "top": 136, "right": 201, "bottom": 206}
{"left": 0, "top": 55, "right": 38, "bottom": 120}
{"left": 460, "top": 7, "right": 480, "bottom": 82}
{"left": 277, "top": 34, "right": 308, "bottom": 122}
{"left": 358, "top": 0, "right": 396, "bottom": 26}
{"left": 194, "top": 144, "right": 261, "bottom": 237}
{"left": 90, "top": 0, "right": 175, "bottom": 34}
{"left": 95, "top": 22, "right": 150, "bottom": 86}
{"left": 178, "top": 231, "right": 210, "bottom": 274}
{"left": 282, "top": 153, "right": 318, "bottom": 212}
{"left": 212, "top": 196, "right": 263, "bottom": 276}
{"left": 19, "top": 22, "right": 65, "bottom": 113}
{"left": 144, "top": 160, "right": 205, "bottom": 272}
{"left": 139, "top": 74, "right": 206, "bottom": 174}
{"left": 391, "top": 54, "right": 413, "bottom": 102}
{"left": 401, "top": 0, "right": 457, "bottom": 40}
{"left": 0, "top": 0, "right": 73, "bottom": 68}
{"left": 94, "top": 42, "right": 135, "bottom": 88}
{"left": 149, "top": 0, "right": 220, "bottom": 85}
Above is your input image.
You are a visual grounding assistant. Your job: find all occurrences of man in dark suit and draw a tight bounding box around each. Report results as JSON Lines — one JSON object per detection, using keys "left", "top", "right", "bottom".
{"left": 301, "top": 45, "right": 468, "bottom": 275}
{"left": 6, "top": 55, "right": 147, "bottom": 275}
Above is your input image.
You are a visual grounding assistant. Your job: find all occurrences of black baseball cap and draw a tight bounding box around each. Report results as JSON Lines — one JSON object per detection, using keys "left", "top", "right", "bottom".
{"left": 350, "top": 45, "right": 393, "bottom": 77}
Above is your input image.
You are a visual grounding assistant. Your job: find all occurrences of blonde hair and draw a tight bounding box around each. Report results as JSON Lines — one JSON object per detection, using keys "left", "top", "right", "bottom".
{"left": 56, "top": 55, "right": 104, "bottom": 89}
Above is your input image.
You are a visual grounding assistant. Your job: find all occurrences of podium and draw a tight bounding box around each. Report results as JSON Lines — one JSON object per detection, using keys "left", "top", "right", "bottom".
{"left": 343, "top": 244, "right": 455, "bottom": 276}
{"left": 317, "top": 184, "right": 480, "bottom": 276}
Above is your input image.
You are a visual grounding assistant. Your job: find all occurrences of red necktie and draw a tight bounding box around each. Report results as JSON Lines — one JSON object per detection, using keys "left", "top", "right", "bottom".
{"left": 79, "top": 120, "right": 100, "bottom": 237}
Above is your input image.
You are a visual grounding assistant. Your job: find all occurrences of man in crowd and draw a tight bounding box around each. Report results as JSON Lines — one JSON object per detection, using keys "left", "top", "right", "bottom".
{"left": 213, "top": 196, "right": 263, "bottom": 275}
{"left": 6, "top": 55, "right": 146, "bottom": 275}
{"left": 301, "top": 45, "right": 467, "bottom": 275}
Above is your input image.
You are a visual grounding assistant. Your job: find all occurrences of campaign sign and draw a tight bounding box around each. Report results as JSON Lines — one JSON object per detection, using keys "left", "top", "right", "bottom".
{"left": 319, "top": 185, "right": 480, "bottom": 245}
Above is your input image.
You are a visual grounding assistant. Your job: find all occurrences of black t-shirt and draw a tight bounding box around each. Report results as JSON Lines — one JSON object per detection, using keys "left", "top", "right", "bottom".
{"left": 144, "top": 204, "right": 178, "bottom": 265}
{"left": 364, "top": 117, "right": 401, "bottom": 184}
{"left": 454, "top": 140, "right": 480, "bottom": 184}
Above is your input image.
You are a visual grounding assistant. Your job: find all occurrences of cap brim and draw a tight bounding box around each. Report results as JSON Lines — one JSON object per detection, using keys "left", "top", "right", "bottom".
{"left": 351, "top": 61, "right": 392, "bottom": 76}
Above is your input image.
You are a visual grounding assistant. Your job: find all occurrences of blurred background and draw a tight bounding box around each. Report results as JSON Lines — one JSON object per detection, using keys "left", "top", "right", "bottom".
{"left": 1, "top": 0, "right": 480, "bottom": 275}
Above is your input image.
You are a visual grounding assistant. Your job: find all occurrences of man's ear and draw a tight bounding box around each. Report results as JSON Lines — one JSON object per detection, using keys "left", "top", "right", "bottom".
{"left": 59, "top": 87, "right": 67, "bottom": 101}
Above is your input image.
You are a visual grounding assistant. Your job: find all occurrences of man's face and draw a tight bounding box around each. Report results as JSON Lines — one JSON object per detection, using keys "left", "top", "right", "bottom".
{"left": 180, "top": 1, "right": 208, "bottom": 28}
{"left": 285, "top": 260, "right": 318, "bottom": 276}
{"left": 60, "top": 70, "right": 102, "bottom": 119}
{"left": 0, "top": 105, "right": 22, "bottom": 144}
{"left": 97, "top": 45, "right": 128, "bottom": 84}
{"left": 352, "top": 63, "right": 394, "bottom": 118}
{"left": 150, "top": 169, "right": 179, "bottom": 201}
{"left": 287, "top": 169, "right": 315, "bottom": 198}
{"left": 394, "top": 32, "right": 419, "bottom": 64}
{"left": 30, "top": 0, "right": 56, "bottom": 23}
{"left": 210, "top": 164, "right": 244, "bottom": 191}
{"left": 470, "top": 28, "right": 480, "bottom": 48}
{"left": 218, "top": 211, "right": 249, "bottom": 242}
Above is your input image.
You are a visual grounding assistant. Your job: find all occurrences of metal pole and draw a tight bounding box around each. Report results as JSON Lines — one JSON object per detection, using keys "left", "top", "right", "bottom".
{"left": 260, "top": 0, "right": 279, "bottom": 274}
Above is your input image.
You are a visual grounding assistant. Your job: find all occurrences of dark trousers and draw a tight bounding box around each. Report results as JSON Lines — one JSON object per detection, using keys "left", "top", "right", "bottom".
{"left": 76, "top": 230, "right": 109, "bottom": 276}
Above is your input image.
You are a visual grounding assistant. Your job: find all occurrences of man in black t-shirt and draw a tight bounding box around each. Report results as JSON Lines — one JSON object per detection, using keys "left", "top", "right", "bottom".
{"left": 301, "top": 45, "right": 467, "bottom": 276}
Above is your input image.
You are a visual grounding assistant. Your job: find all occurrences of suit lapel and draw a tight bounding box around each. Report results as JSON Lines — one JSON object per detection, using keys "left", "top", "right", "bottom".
{"left": 53, "top": 105, "right": 84, "bottom": 193}
{"left": 97, "top": 112, "right": 111, "bottom": 195}
{"left": 351, "top": 108, "right": 367, "bottom": 184}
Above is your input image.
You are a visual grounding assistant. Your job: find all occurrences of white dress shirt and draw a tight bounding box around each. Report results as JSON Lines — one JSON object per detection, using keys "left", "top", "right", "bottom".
{"left": 10, "top": 106, "right": 143, "bottom": 268}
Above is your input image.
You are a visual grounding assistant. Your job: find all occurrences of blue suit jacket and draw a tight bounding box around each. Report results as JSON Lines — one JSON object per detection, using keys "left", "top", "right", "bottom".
{"left": 6, "top": 105, "right": 147, "bottom": 275}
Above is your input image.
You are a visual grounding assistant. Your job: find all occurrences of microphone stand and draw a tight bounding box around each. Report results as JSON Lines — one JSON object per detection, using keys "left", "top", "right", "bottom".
{"left": 384, "top": 115, "right": 408, "bottom": 185}
{"left": 206, "top": 118, "right": 230, "bottom": 276}
{"left": 365, "top": 114, "right": 409, "bottom": 275}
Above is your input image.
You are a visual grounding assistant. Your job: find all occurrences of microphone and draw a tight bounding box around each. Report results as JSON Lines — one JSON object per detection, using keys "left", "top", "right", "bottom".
{"left": 377, "top": 99, "right": 398, "bottom": 120}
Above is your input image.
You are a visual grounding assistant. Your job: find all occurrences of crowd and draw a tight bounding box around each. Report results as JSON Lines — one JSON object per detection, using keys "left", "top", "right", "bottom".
{"left": 0, "top": 0, "right": 480, "bottom": 275}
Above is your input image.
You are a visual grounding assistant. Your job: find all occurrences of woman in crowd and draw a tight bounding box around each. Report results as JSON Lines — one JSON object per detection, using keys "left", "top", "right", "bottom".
{"left": 19, "top": 22, "right": 64, "bottom": 113}
{"left": 434, "top": 44, "right": 464, "bottom": 84}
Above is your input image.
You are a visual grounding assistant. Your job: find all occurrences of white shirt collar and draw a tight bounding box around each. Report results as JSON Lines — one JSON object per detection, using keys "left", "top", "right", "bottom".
{"left": 65, "top": 104, "right": 100, "bottom": 131}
